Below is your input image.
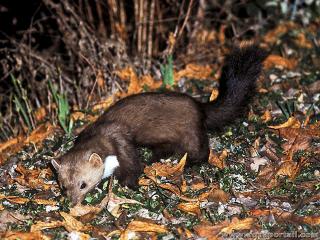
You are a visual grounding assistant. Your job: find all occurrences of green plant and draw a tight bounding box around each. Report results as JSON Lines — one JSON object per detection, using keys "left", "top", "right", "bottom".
{"left": 11, "top": 74, "right": 35, "bottom": 131}
{"left": 276, "top": 99, "right": 296, "bottom": 119}
{"left": 160, "top": 55, "right": 174, "bottom": 88}
{"left": 48, "top": 80, "right": 73, "bottom": 135}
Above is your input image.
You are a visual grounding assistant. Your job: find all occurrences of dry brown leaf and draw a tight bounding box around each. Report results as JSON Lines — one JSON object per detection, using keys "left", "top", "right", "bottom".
{"left": 193, "top": 221, "right": 227, "bottom": 240}
{"left": 261, "top": 110, "right": 272, "bottom": 123}
{"left": 294, "top": 32, "right": 313, "bottom": 48}
{"left": 1, "top": 231, "right": 49, "bottom": 240}
{"left": 220, "top": 217, "right": 255, "bottom": 234}
{"left": 181, "top": 178, "right": 187, "bottom": 193}
{"left": 70, "top": 111, "right": 86, "bottom": 122}
{"left": 177, "top": 202, "right": 201, "bottom": 216}
{"left": 190, "top": 180, "right": 206, "bottom": 191}
{"left": 175, "top": 64, "right": 216, "bottom": 82}
{"left": 208, "top": 189, "right": 230, "bottom": 204}
{"left": 209, "top": 88, "right": 219, "bottom": 102}
{"left": 249, "top": 209, "right": 272, "bottom": 217}
{"left": 144, "top": 153, "right": 187, "bottom": 181}
{"left": 34, "top": 107, "right": 47, "bottom": 122}
{"left": 177, "top": 227, "right": 194, "bottom": 239}
{"left": 70, "top": 204, "right": 101, "bottom": 217}
{"left": 218, "top": 25, "right": 226, "bottom": 44}
{"left": 60, "top": 211, "right": 89, "bottom": 232}
{"left": 107, "top": 192, "right": 141, "bottom": 218}
{"left": 14, "top": 165, "right": 52, "bottom": 190}
{"left": 0, "top": 195, "right": 29, "bottom": 204}
{"left": 264, "top": 21, "right": 297, "bottom": 44}
{"left": 25, "top": 123, "right": 56, "bottom": 145}
{"left": 96, "top": 69, "right": 105, "bottom": 88}
{"left": 302, "top": 216, "right": 320, "bottom": 225}
{"left": 208, "top": 149, "right": 227, "bottom": 169}
{"left": 126, "top": 220, "right": 168, "bottom": 233}
{"left": 31, "top": 221, "right": 64, "bottom": 232}
{"left": 138, "top": 177, "right": 153, "bottom": 186}
{"left": 92, "top": 96, "right": 114, "bottom": 112}
{"left": 32, "top": 199, "right": 57, "bottom": 205}
{"left": 0, "top": 123, "right": 57, "bottom": 164}
{"left": 264, "top": 55, "right": 298, "bottom": 70}
{"left": 275, "top": 161, "right": 300, "bottom": 179}
{"left": 269, "top": 117, "right": 301, "bottom": 129}
{"left": 115, "top": 67, "right": 161, "bottom": 96}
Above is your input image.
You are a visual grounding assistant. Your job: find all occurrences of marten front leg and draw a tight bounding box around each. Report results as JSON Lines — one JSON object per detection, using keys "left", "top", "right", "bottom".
{"left": 113, "top": 141, "right": 142, "bottom": 189}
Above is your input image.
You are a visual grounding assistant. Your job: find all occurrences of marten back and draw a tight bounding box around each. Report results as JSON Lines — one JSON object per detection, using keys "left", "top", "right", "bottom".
{"left": 97, "top": 92, "right": 205, "bottom": 147}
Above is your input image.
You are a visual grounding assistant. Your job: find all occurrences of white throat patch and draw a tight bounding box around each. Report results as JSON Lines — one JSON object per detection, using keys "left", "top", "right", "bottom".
{"left": 103, "top": 155, "right": 120, "bottom": 179}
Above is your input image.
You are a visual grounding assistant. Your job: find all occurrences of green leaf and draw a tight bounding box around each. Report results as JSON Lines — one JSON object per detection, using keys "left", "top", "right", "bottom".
{"left": 160, "top": 55, "right": 174, "bottom": 87}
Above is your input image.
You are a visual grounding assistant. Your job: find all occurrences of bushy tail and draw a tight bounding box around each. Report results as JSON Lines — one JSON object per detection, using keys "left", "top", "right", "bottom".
{"left": 203, "top": 44, "right": 268, "bottom": 130}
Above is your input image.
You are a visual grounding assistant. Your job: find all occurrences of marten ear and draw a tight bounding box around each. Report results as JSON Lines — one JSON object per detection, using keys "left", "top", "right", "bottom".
{"left": 51, "top": 159, "right": 61, "bottom": 170}
{"left": 88, "top": 153, "right": 103, "bottom": 167}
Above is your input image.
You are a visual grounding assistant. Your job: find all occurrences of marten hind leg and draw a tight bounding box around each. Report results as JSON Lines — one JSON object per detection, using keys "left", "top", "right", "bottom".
{"left": 180, "top": 128, "right": 209, "bottom": 165}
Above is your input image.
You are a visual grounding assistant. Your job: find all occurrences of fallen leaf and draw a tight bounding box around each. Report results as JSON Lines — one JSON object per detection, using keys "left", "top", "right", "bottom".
{"left": 144, "top": 153, "right": 187, "bottom": 182}
{"left": 31, "top": 221, "right": 64, "bottom": 232}
{"left": 209, "top": 88, "right": 219, "bottom": 102}
{"left": 220, "top": 217, "right": 256, "bottom": 234}
{"left": 193, "top": 222, "right": 222, "bottom": 240}
{"left": 96, "top": 69, "right": 105, "bottom": 88}
{"left": 0, "top": 123, "right": 57, "bottom": 164}
{"left": 70, "top": 205, "right": 101, "bottom": 217}
{"left": 126, "top": 220, "right": 168, "bottom": 233}
{"left": 107, "top": 192, "right": 141, "bottom": 218}
{"left": 263, "top": 21, "right": 297, "bottom": 44}
{"left": 261, "top": 110, "right": 272, "bottom": 123}
{"left": 207, "top": 188, "right": 230, "bottom": 204}
{"left": 268, "top": 117, "right": 301, "bottom": 129}
{"left": 208, "top": 149, "right": 227, "bottom": 169}
{"left": 264, "top": 55, "right": 298, "bottom": 70}
{"left": 294, "top": 32, "right": 313, "bottom": 48}
{"left": 1, "top": 231, "right": 49, "bottom": 240}
{"left": 32, "top": 199, "right": 58, "bottom": 205}
{"left": 92, "top": 96, "right": 114, "bottom": 112}
{"left": 175, "top": 64, "right": 216, "bottom": 82}
{"left": 177, "top": 202, "right": 201, "bottom": 215}
{"left": 60, "top": 212, "right": 89, "bottom": 232}
{"left": 34, "top": 107, "right": 47, "bottom": 122}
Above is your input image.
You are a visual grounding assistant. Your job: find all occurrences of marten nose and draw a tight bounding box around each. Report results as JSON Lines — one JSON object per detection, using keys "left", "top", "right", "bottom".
{"left": 70, "top": 195, "right": 79, "bottom": 207}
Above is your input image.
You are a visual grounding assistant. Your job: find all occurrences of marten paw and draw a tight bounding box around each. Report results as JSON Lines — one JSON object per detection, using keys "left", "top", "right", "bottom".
{"left": 118, "top": 174, "right": 139, "bottom": 190}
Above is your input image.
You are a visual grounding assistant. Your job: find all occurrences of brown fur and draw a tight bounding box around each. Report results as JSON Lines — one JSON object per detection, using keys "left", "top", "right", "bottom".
{"left": 52, "top": 45, "right": 268, "bottom": 205}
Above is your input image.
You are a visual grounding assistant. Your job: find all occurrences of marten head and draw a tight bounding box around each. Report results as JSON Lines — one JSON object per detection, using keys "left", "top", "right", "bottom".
{"left": 51, "top": 149, "right": 119, "bottom": 206}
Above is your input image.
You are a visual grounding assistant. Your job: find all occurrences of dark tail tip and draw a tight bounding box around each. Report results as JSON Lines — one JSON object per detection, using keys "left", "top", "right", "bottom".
{"left": 204, "top": 43, "right": 268, "bottom": 130}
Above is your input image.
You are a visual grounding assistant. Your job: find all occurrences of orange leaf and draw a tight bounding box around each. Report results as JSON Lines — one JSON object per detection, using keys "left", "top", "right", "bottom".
{"left": 208, "top": 188, "right": 230, "bottom": 204}
{"left": 2, "top": 231, "right": 48, "bottom": 240}
{"left": 209, "top": 88, "right": 219, "bottom": 102}
{"left": 174, "top": 64, "right": 216, "bottom": 82}
{"left": 263, "top": 22, "right": 297, "bottom": 44}
{"left": 31, "top": 221, "right": 64, "bottom": 232}
{"left": 268, "top": 117, "right": 301, "bottom": 129}
{"left": 144, "top": 153, "right": 187, "bottom": 181}
{"left": 220, "top": 217, "right": 256, "bottom": 234}
{"left": 208, "top": 149, "right": 227, "bottom": 169}
{"left": 261, "top": 110, "right": 272, "bottom": 123}
{"left": 294, "top": 32, "right": 313, "bottom": 49}
{"left": 126, "top": 220, "right": 168, "bottom": 233}
{"left": 34, "top": 107, "right": 47, "bottom": 122}
{"left": 264, "top": 55, "right": 298, "bottom": 70}
{"left": 60, "top": 211, "right": 89, "bottom": 232}
{"left": 177, "top": 202, "right": 201, "bottom": 216}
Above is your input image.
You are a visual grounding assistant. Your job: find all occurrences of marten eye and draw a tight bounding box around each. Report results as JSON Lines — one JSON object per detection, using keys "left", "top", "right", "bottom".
{"left": 80, "top": 182, "right": 87, "bottom": 190}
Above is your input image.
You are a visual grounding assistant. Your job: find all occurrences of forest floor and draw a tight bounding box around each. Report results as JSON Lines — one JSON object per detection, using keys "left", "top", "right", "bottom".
{"left": 0, "top": 20, "right": 320, "bottom": 239}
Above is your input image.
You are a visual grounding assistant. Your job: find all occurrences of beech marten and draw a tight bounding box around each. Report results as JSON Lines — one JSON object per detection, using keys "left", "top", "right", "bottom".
{"left": 51, "top": 45, "right": 268, "bottom": 205}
